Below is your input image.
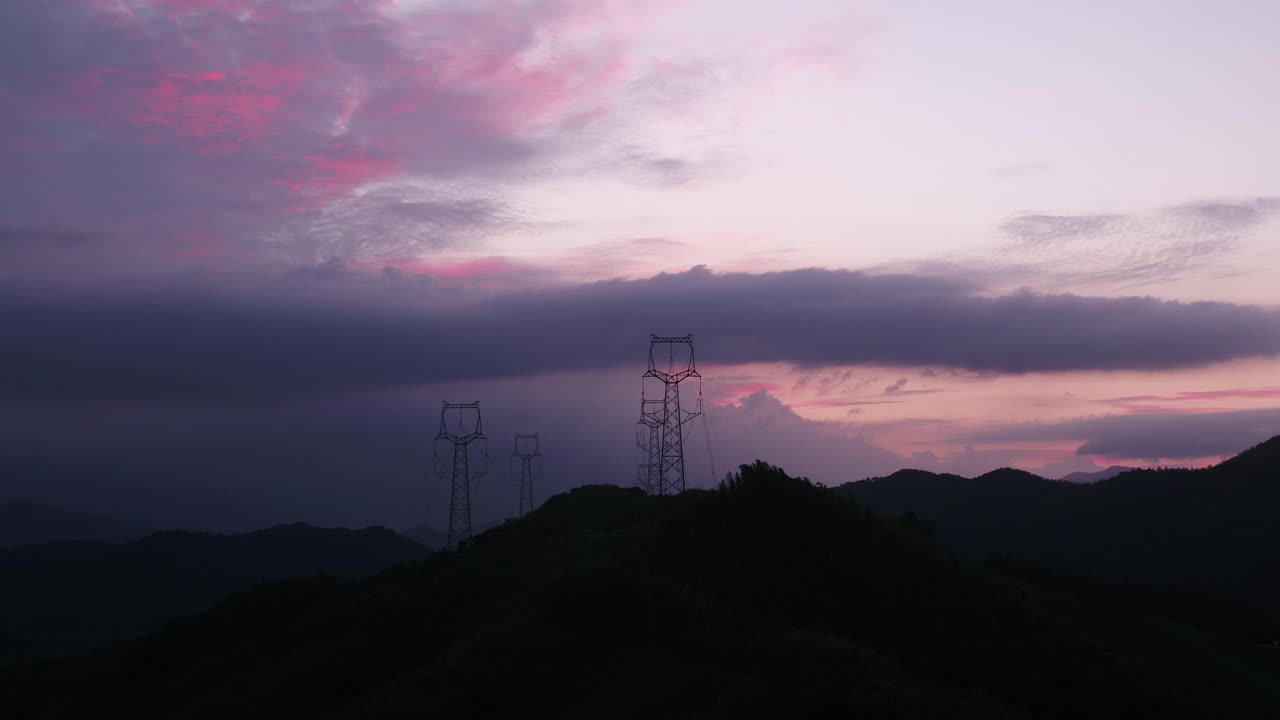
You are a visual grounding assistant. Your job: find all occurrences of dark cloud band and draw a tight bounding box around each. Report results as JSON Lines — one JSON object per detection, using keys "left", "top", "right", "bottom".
{"left": 4, "top": 267, "right": 1279, "bottom": 404}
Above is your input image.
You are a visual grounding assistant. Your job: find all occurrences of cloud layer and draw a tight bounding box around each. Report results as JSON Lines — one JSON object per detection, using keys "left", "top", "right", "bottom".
{"left": 4, "top": 265, "right": 1279, "bottom": 404}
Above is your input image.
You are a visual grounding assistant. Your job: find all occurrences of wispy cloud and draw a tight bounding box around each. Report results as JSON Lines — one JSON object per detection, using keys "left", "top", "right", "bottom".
{"left": 988, "top": 161, "right": 1051, "bottom": 180}
{"left": 1095, "top": 386, "right": 1280, "bottom": 415}
{"left": 1100, "top": 386, "right": 1280, "bottom": 404}
{"left": 992, "top": 197, "right": 1280, "bottom": 289}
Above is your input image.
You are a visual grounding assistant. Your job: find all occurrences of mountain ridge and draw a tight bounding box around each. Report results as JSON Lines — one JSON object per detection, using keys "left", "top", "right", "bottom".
{"left": 3, "top": 462, "right": 1279, "bottom": 718}
{"left": 0, "top": 522, "right": 427, "bottom": 666}
{"left": 842, "top": 434, "right": 1280, "bottom": 617}
{"left": 0, "top": 501, "right": 149, "bottom": 548}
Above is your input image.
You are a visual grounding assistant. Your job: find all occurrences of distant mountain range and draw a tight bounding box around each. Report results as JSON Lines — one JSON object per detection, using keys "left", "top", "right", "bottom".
{"left": 0, "top": 523, "right": 427, "bottom": 666}
{"left": 842, "top": 435, "right": 1280, "bottom": 618}
{"left": 4, "top": 463, "right": 1279, "bottom": 718}
{"left": 0, "top": 501, "right": 150, "bottom": 548}
{"left": 1057, "top": 465, "right": 1133, "bottom": 483}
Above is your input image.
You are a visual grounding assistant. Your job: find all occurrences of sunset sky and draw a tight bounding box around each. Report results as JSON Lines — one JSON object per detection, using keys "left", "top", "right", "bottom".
{"left": 2, "top": 0, "right": 1278, "bottom": 529}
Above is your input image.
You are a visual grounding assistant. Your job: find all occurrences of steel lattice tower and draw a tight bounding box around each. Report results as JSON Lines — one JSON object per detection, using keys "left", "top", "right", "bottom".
{"left": 511, "top": 433, "right": 542, "bottom": 517}
{"left": 434, "top": 401, "right": 486, "bottom": 548}
{"left": 635, "top": 400, "right": 662, "bottom": 494}
{"left": 639, "top": 334, "right": 702, "bottom": 495}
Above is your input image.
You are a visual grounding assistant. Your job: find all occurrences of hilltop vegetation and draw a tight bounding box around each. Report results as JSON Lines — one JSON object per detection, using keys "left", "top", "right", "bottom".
{"left": 842, "top": 436, "right": 1280, "bottom": 622}
{"left": 4, "top": 462, "right": 1278, "bottom": 719}
{"left": 400, "top": 520, "right": 501, "bottom": 550}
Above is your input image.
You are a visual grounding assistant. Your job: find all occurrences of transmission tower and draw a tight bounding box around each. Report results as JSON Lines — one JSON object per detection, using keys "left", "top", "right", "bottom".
{"left": 639, "top": 334, "right": 702, "bottom": 495}
{"left": 511, "top": 433, "right": 542, "bottom": 518}
{"left": 635, "top": 400, "right": 662, "bottom": 493}
{"left": 433, "top": 401, "right": 487, "bottom": 549}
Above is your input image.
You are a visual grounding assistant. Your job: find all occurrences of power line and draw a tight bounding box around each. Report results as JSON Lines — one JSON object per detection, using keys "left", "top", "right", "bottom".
{"left": 701, "top": 407, "right": 719, "bottom": 488}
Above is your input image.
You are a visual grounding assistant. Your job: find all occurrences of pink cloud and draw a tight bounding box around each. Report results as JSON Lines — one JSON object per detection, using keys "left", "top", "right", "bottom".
{"left": 707, "top": 383, "right": 785, "bottom": 406}
{"left": 1109, "top": 404, "right": 1246, "bottom": 417}
{"left": 380, "top": 0, "right": 663, "bottom": 136}
{"left": 24, "top": 0, "right": 674, "bottom": 255}
{"left": 131, "top": 63, "right": 309, "bottom": 149}
{"left": 1099, "top": 387, "right": 1280, "bottom": 414}
{"left": 791, "top": 399, "right": 902, "bottom": 409}
{"left": 278, "top": 143, "right": 402, "bottom": 204}
{"left": 1080, "top": 452, "right": 1223, "bottom": 470}
{"left": 1164, "top": 386, "right": 1280, "bottom": 402}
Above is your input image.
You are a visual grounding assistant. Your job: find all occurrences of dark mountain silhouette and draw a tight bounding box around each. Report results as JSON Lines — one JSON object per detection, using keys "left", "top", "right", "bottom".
{"left": 3, "top": 462, "right": 1278, "bottom": 719}
{"left": 842, "top": 436, "right": 1280, "bottom": 619}
{"left": 0, "top": 523, "right": 427, "bottom": 666}
{"left": 401, "top": 520, "right": 502, "bottom": 550}
{"left": 1058, "top": 465, "right": 1133, "bottom": 483}
{"left": 0, "top": 501, "right": 149, "bottom": 548}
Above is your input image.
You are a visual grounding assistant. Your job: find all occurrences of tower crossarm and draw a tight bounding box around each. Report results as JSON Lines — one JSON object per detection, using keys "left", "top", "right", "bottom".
{"left": 512, "top": 432, "right": 542, "bottom": 459}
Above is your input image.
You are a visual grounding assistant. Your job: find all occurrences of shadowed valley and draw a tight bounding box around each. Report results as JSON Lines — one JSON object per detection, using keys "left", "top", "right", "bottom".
{"left": 0, "top": 523, "right": 427, "bottom": 666}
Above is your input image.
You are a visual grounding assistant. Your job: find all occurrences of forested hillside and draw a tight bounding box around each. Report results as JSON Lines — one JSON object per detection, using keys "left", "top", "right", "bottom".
{"left": 5, "top": 463, "right": 1278, "bottom": 719}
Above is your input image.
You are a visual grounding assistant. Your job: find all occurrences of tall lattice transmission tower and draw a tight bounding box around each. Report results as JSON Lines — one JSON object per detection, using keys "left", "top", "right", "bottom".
{"left": 511, "top": 433, "right": 542, "bottom": 518}
{"left": 639, "top": 334, "right": 703, "bottom": 495}
{"left": 433, "top": 401, "right": 487, "bottom": 548}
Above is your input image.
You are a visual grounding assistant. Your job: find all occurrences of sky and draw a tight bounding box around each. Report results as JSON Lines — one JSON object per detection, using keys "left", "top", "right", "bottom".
{"left": 2, "top": 0, "right": 1278, "bottom": 530}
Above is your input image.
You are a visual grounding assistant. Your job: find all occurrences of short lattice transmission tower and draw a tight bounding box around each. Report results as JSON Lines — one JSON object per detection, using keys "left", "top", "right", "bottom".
{"left": 639, "top": 334, "right": 702, "bottom": 495}
{"left": 511, "top": 433, "right": 542, "bottom": 517}
{"left": 433, "top": 401, "right": 487, "bottom": 548}
{"left": 635, "top": 399, "right": 662, "bottom": 494}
